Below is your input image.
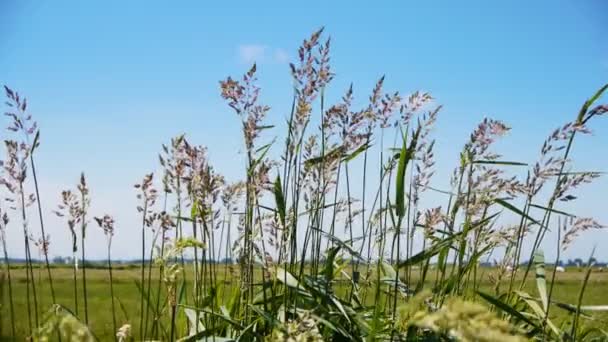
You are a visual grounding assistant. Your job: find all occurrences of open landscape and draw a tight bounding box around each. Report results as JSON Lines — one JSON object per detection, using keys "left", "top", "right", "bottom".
{"left": 2, "top": 265, "right": 608, "bottom": 340}
{"left": 1, "top": 2, "right": 607, "bottom": 341}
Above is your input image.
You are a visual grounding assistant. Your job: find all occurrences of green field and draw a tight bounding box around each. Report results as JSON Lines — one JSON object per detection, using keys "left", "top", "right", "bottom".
{"left": 2, "top": 265, "right": 608, "bottom": 340}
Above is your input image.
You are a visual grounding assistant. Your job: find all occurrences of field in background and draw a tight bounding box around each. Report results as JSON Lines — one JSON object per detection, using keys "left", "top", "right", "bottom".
{"left": 2, "top": 266, "right": 608, "bottom": 340}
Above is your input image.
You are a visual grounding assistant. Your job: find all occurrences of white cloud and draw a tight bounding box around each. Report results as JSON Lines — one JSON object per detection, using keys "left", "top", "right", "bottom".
{"left": 238, "top": 44, "right": 266, "bottom": 64}
{"left": 274, "top": 48, "right": 290, "bottom": 64}
{"left": 237, "top": 45, "right": 290, "bottom": 65}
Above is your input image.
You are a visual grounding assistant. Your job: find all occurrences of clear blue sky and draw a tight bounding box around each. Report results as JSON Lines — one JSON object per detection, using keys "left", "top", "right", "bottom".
{"left": 1, "top": 0, "right": 607, "bottom": 260}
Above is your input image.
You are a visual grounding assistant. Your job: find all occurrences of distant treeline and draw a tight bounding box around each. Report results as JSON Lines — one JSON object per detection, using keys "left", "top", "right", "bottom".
{"left": 1, "top": 256, "right": 237, "bottom": 268}
{"left": 2, "top": 256, "right": 606, "bottom": 268}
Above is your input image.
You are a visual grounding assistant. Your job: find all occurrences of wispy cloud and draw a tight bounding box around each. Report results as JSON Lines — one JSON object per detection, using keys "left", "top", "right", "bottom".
{"left": 274, "top": 48, "right": 290, "bottom": 64}
{"left": 238, "top": 45, "right": 290, "bottom": 65}
{"left": 238, "top": 44, "right": 267, "bottom": 64}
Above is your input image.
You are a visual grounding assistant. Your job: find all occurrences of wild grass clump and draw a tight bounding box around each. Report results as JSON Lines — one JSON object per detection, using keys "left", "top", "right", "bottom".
{"left": 1, "top": 29, "right": 607, "bottom": 341}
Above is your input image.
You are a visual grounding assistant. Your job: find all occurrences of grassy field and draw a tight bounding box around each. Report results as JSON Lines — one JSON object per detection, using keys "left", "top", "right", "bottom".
{"left": 2, "top": 265, "right": 608, "bottom": 340}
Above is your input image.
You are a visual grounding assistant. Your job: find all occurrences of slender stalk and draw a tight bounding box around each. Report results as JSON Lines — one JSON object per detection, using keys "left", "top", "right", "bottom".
{"left": 1, "top": 233, "right": 16, "bottom": 338}
{"left": 192, "top": 219, "right": 200, "bottom": 336}
{"left": 170, "top": 304, "right": 176, "bottom": 342}
{"left": 361, "top": 136, "right": 369, "bottom": 258}
{"left": 222, "top": 215, "right": 232, "bottom": 281}
{"left": 143, "top": 226, "right": 160, "bottom": 339}
{"left": 326, "top": 161, "right": 343, "bottom": 250}
{"left": 175, "top": 179, "right": 187, "bottom": 304}
{"left": 152, "top": 190, "right": 169, "bottom": 339}
{"left": 20, "top": 183, "right": 39, "bottom": 330}
{"left": 368, "top": 129, "right": 386, "bottom": 305}
{"left": 390, "top": 216, "right": 401, "bottom": 341}
{"left": 405, "top": 174, "right": 414, "bottom": 289}
{"left": 107, "top": 243, "right": 117, "bottom": 341}
{"left": 152, "top": 227, "right": 167, "bottom": 338}
{"left": 571, "top": 249, "right": 596, "bottom": 340}
{"left": 72, "top": 247, "right": 79, "bottom": 315}
{"left": 520, "top": 133, "right": 576, "bottom": 287}
{"left": 29, "top": 155, "right": 56, "bottom": 304}
{"left": 506, "top": 196, "right": 532, "bottom": 296}
{"left": 543, "top": 218, "right": 561, "bottom": 332}
{"left": 139, "top": 201, "right": 147, "bottom": 338}
{"left": 314, "top": 88, "right": 327, "bottom": 276}
{"left": 24, "top": 234, "right": 33, "bottom": 333}
{"left": 80, "top": 197, "right": 89, "bottom": 324}
{"left": 380, "top": 128, "right": 399, "bottom": 310}
{"left": 344, "top": 161, "right": 357, "bottom": 300}
{"left": 390, "top": 128, "right": 410, "bottom": 340}
{"left": 0, "top": 251, "right": 2, "bottom": 341}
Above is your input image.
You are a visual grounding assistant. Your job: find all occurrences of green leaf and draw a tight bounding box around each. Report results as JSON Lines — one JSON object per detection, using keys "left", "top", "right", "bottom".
{"left": 533, "top": 250, "right": 548, "bottom": 313}
{"left": 457, "top": 217, "right": 471, "bottom": 267}
{"left": 395, "top": 126, "right": 421, "bottom": 218}
{"left": 331, "top": 296, "right": 351, "bottom": 323}
{"left": 312, "top": 226, "right": 365, "bottom": 261}
{"left": 529, "top": 203, "right": 576, "bottom": 218}
{"left": 274, "top": 267, "right": 309, "bottom": 295}
{"left": 398, "top": 231, "right": 460, "bottom": 268}
{"left": 577, "top": 305, "right": 608, "bottom": 312}
{"left": 443, "top": 242, "right": 494, "bottom": 295}
{"left": 380, "top": 261, "right": 397, "bottom": 279}
{"left": 342, "top": 141, "right": 371, "bottom": 163}
{"left": 32, "top": 304, "right": 98, "bottom": 341}
{"left": 273, "top": 175, "right": 286, "bottom": 228}
{"left": 572, "top": 248, "right": 596, "bottom": 339}
{"left": 249, "top": 305, "right": 282, "bottom": 330}
{"left": 183, "top": 307, "right": 205, "bottom": 336}
{"left": 298, "top": 202, "right": 340, "bottom": 216}
{"left": 470, "top": 212, "right": 501, "bottom": 231}
{"left": 551, "top": 301, "right": 600, "bottom": 320}
{"left": 179, "top": 337, "right": 235, "bottom": 342}
{"left": 473, "top": 160, "right": 527, "bottom": 166}
{"left": 311, "top": 314, "right": 340, "bottom": 335}
{"left": 437, "top": 247, "right": 448, "bottom": 274}
{"left": 304, "top": 145, "right": 345, "bottom": 167}
{"left": 179, "top": 304, "right": 245, "bottom": 331}
{"left": 477, "top": 291, "right": 539, "bottom": 329}
{"left": 252, "top": 289, "right": 284, "bottom": 305}
{"left": 395, "top": 130, "right": 410, "bottom": 218}
{"left": 190, "top": 199, "right": 200, "bottom": 220}
{"left": 31, "top": 130, "right": 41, "bottom": 153}
{"left": 249, "top": 139, "right": 275, "bottom": 171}
{"left": 578, "top": 83, "right": 608, "bottom": 123}
{"left": 256, "top": 124, "right": 275, "bottom": 131}
{"left": 557, "top": 171, "right": 605, "bottom": 176}
{"left": 494, "top": 198, "right": 546, "bottom": 230}
{"left": 115, "top": 296, "right": 131, "bottom": 323}
{"left": 322, "top": 246, "right": 341, "bottom": 281}
{"left": 515, "top": 291, "right": 560, "bottom": 336}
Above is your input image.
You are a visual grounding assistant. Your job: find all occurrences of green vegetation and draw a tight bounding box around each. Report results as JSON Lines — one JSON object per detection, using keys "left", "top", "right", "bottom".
{"left": 1, "top": 29, "right": 607, "bottom": 341}
{"left": 2, "top": 266, "right": 608, "bottom": 340}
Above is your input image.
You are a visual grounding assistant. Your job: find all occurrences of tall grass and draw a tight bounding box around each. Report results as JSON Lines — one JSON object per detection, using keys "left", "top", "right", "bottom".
{"left": 0, "top": 207, "right": 16, "bottom": 337}
{"left": 1, "top": 30, "right": 607, "bottom": 341}
{"left": 54, "top": 188, "right": 81, "bottom": 315}
{"left": 94, "top": 214, "right": 118, "bottom": 339}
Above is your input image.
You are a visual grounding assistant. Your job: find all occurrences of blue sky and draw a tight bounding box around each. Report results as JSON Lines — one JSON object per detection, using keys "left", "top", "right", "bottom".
{"left": 1, "top": 0, "right": 607, "bottom": 259}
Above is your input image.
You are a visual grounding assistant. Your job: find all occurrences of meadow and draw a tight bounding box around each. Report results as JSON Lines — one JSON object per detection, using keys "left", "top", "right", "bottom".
{"left": 2, "top": 265, "right": 608, "bottom": 340}
{"left": 1, "top": 28, "right": 608, "bottom": 341}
